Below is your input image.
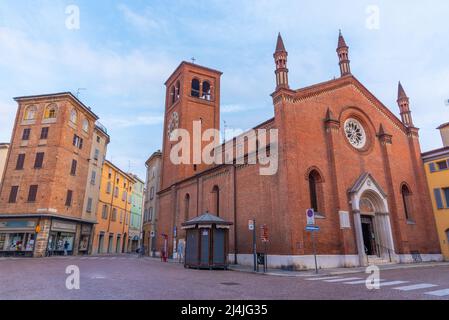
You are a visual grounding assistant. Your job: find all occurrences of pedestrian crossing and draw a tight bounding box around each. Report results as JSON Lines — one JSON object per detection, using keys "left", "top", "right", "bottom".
{"left": 304, "top": 275, "right": 449, "bottom": 298}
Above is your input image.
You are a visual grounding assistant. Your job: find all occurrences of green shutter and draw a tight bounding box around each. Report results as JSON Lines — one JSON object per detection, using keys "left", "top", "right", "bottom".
{"left": 429, "top": 163, "right": 436, "bottom": 173}
{"left": 434, "top": 189, "right": 444, "bottom": 209}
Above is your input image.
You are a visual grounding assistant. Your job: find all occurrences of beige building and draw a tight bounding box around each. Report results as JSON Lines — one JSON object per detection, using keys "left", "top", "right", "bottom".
{"left": 0, "top": 143, "right": 9, "bottom": 187}
{"left": 142, "top": 150, "right": 162, "bottom": 256}
{"left": 80, "top": 124, "right": 109, "bottom": 254}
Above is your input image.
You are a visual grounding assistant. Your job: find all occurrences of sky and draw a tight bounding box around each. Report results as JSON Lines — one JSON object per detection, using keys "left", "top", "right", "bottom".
{"left": 0, "top": 0, "right": 448, "bottom": 179}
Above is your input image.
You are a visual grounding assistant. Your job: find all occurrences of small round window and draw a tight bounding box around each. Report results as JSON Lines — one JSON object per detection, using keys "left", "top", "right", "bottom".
{"left": 344, "top": 118, "right": 366, "bottom": 149}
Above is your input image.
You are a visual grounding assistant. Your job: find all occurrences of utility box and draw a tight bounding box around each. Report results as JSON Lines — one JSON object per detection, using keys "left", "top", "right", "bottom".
{"left": 182, "top": 212, "right": 233, "bottom": 269}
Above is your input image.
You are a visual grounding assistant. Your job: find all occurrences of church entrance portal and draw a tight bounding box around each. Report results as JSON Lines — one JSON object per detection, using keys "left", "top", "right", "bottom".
{"left": 361, "top": 215, "right": 377, "bottom": 256}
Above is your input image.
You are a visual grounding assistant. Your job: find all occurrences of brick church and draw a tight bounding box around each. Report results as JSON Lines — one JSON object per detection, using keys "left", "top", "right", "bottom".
{"left": 156, "top": 32, "right": 442, "bottom": 269}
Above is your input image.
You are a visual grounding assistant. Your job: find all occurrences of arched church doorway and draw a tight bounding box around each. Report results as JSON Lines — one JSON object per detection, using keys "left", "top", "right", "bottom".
{"left": 359, "top": 191, "right": 394, "bottom": 262}
{"left": 360, "top": 197, "right": 378, "bottom": 256}
{"left": 349, "top": 173, "right": 396, "bottom": 266}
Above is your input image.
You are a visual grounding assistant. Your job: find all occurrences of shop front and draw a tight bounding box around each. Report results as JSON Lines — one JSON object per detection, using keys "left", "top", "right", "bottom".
{"left": 47, "top": 220, "right": 77, "bottom": 256}
{"left": 0, "top": 219, "right": 38, "bottom": 257}
{"left": 78, "top": 224, "right": 92, "bottom": 255}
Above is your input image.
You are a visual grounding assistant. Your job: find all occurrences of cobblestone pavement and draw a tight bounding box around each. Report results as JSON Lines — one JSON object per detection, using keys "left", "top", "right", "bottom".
{"left": 1, "top": 255, "right": 449, "bottom": 300}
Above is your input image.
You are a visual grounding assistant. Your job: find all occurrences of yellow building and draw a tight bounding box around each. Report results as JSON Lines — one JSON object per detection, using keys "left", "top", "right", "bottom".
{"left": 422, "top": 122, "right": 449, "bottom": 260}
{"left": 92, "top": 160, "right": 136, "bottom": 254}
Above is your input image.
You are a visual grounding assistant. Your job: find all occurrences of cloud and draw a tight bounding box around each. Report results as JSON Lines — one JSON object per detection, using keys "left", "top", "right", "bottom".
{"left": 102, "top": 114, "right": 164, "bottom": 128}
{"left": 117, "top": 4, "right": 163, "bottom": 32}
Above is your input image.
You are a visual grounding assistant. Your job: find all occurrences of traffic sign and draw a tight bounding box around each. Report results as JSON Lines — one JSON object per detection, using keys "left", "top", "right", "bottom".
{"left": 305, "top": 225, "right": 320, "bottom": 232}
{"left": 306, "top": 208, "right": 315, "bottom": 225}
{"left": 248, "top": 220, "right": 254, "bottom": 231}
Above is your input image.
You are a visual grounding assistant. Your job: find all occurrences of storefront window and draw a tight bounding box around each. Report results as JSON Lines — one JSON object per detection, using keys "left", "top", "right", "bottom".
{"left": 48, "top": 232, "right": 75, "bottom": 254}
{"left": 79, "top": 235, "right": 89, "bottom": 251}
{"left": 0, "top": 233, "right": 35, "bottom": 252}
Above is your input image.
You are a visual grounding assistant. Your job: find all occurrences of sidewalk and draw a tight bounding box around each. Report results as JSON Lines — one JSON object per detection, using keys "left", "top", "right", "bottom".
{"left": 228, "top": 261, "right": 449, "bottom": 277}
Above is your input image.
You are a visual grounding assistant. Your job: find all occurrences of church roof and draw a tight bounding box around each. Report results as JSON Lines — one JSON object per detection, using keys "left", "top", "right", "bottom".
{"left": 275, "top": 33, "right": 286, "bottom": 52}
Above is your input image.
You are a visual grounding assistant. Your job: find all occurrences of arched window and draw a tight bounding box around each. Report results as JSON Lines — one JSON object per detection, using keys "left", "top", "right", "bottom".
{"left": 308, "top": 170, "right": 323, "bottom": 214}
{"left": 191, "top": 79, "right": 200, "bottom": 98}
{"left": 175, "top": 81, "right": 180, "bottom": 100}
{"left": 83, "top": 119, "right": 89, "bottom": 133}
{"left": 184, "top": 194, "right": 190, "bottom": 221}
{"left": 70, "top": 109, "right": 78, "bottom": 124}
{"left": 44, "top": 104, "right": 57, "bottom": 119}
{"left": 212, "top": 185, "right": 220, "bottom": 216}
{"left": 171, "top": 86, "right": 176, "bottom": 104}
{"left": 401, "top": 184, "right": 413, "bottom": 221}
{"left": 201, "top": 81, "right": 211, "bottom": 101}
{"left": 24, "top": 105, "right": 37, "bottom": 121}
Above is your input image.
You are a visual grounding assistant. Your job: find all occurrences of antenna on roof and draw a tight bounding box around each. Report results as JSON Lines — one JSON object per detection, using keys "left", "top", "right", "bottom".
{"left": 76, "top": 88, "right": 86, "bottom": 98}
{"left": 191, "top": 57, "right": 196, "bottom": 64}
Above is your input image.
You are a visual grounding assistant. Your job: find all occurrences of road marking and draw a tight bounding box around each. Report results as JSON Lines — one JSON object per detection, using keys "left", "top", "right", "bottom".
{"left": 305, "top": 276, "right": 342, "bottom": 281}
{"left": 343, "top": 279, "right": 385, "bottom": 285}
{"left": 378, "top": 281, "right": 409, "bottom": 287}
{"left": 424, "top": 288, "right": 449, "bottom": 297}
{"left": 324, "top": 277, "right": 362, "bottom": 283}
{"left": 393, "top": 283, "right": 438, "bottom": 291}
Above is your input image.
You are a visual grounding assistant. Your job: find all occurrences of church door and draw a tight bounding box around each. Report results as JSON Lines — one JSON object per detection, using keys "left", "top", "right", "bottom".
{"left": 361, "top": 216, "right": 377, "bottom": 256}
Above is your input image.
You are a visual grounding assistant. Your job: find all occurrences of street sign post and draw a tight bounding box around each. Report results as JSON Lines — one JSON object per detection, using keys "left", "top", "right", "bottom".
{"left": 305, "top": 221, "right": 319, "bottom": 274}
{"left": 251, "top": 219, "right": 257, "bottom": 271}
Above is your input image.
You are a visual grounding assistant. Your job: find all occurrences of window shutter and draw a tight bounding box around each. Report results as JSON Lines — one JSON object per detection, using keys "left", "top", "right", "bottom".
{"left": 434, "top": 189, "right": 444, "bottom": 209}
{"left": 429, "top": 163, "right": 436, "bottom": 173}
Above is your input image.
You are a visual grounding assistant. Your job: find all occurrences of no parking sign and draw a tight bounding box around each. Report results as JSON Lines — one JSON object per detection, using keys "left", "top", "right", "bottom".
{"left": 306, "top": 208, "right": 315, "bottom": 225}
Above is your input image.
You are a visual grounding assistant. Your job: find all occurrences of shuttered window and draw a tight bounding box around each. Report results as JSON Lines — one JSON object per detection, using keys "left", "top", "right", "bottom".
{"left": 8, "top": 186, "right": 19, "bottom": 203}
{"left": 65, "top": 190, "right": 73, "bottom": 207}
{"left": 34, "top": 152, "right": 44, "bottom": 168}
{"left": 429, "top": 163, "right": 436, "bottom": 173}
{"left": 28, "top": 185, "right": 38, "bottom": 202}
{"left": 434, "top": 189, "right": 444, "bottom": 209}
{"left": 70, "top": 159, "right": 77, "bottom": 175}
{"left": 16, "top": 154, "right": 25, "bottom": 170}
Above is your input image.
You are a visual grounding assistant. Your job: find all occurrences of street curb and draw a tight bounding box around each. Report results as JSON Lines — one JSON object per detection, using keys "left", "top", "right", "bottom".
{"left": 228, "top": 262, "right": 449, "bottom": 278}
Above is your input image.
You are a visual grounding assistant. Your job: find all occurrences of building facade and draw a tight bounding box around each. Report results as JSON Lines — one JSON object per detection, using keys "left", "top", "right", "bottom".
{"left": 91, "top": 160, "right": 135, "bottom": 254}
{"left": 80, "top": 124, "right": 109, "bottom": 254}
{"left": 128, "top": 174, "right": 144, "bottom": 252}
{"left": 0, "top": 143, "right": 9, "bottom": 188}
{"left": 155, "top": 33, "right": 442, "bottom": 270}
{"left": 0, "top": 92, "right": 101, "bottom": 257}
{"left": 422, "top": 123, "right": 449, "bottom": 260}
{"left": 142, "top": 151, "right": 162, "bottom": 256}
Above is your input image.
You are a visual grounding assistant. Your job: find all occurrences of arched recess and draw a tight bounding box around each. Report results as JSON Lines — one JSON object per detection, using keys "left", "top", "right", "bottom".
{"left": 305, "top": 167, "right": 325, "bottom": 215}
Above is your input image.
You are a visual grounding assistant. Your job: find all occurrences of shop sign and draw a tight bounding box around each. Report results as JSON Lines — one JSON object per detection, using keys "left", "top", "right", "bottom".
{"left": 52, "top": 221, "right": 77, "bottom": 232}
{"left": 0, "top": 220, "right": 36, "bottom": 230}
{"left": 81, "top": 225, "right": 92, "bottom": 235}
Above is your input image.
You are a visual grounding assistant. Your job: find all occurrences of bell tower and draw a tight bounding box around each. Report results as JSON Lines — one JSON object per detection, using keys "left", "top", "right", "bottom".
{"left": 160, "top": 61, "right": 222, "bottom": 191}
{"left": 274, "top": 33, "right": 289, "bottom": 90}
{"left": 397, "top": 81, "right": 414, "bottom": 127}
{"left": 337, "top": 30, "right": 351, "bottom": 77}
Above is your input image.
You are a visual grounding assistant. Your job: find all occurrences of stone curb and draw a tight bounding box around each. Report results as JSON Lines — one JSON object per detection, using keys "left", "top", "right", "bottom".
{"left": 228, "top": 262, "right": 449, "bottom": 278}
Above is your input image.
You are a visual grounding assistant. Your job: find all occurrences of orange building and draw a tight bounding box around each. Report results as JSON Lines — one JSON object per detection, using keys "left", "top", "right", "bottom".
{"left": 0, "top": 92, "right": 102, "bottom": 257}
{"left": 92, "top": 160, "right": 136, "bottom": 254}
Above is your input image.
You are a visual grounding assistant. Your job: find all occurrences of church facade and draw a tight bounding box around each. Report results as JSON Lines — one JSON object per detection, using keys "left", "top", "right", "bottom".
{"left": 155, "top": 32, "right": 442, "bottom": 269}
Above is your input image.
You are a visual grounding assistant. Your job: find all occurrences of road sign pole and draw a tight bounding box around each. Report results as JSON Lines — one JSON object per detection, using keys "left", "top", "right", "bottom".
{"left": 253, "top": 219, "right": 257, "bottom": 272}
{"left": 312, "top": 230, "right": 318, "bottom": 274}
